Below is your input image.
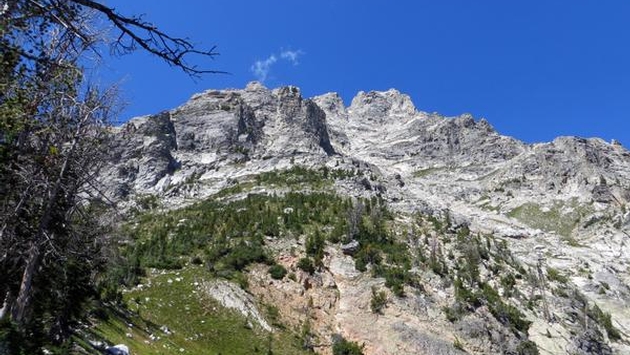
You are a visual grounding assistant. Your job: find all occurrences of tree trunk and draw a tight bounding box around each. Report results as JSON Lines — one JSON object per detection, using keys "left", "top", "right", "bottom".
{"left": 0, "top": 290, "right": 13, "bottom": 320}
{"left": 11, "top": 243, "right": 41, "bottom": 324}
{"left": 10, "top": 118, "right": 83, "bottom": 325}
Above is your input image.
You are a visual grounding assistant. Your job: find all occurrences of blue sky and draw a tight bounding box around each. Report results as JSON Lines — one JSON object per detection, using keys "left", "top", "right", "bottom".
{"left": 102, "top": 1, "right": 630, "bottom": 146}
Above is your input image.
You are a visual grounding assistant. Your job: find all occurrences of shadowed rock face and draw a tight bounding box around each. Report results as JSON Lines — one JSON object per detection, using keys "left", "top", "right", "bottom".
{"left": 102, "top": 82, "right": 338, "bottom": 198}
{"left": 107, "top": 111, "right": 179, "bottom": 196}
{"left": 100, "top": 83, "right": 630, "bottom": 355}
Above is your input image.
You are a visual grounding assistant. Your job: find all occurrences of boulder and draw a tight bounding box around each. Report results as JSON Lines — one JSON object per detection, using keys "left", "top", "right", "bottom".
{"left": 105, "top": 344, "right": 130, "bottom": 355}
{"left": 341, "top": 240, "right": 360, "bottom": 255}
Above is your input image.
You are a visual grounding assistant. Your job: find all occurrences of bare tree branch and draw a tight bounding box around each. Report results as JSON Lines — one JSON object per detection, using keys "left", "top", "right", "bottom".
{"left": 2, "top": 0, "right": 226, "bottom": 77}
{"left": 68, "top": 0, "right": 226, "bottom": 76}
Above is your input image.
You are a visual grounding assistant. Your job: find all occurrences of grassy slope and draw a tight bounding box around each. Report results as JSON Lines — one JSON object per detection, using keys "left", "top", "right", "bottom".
{"left": 88, "top": 266, "right": 309, "bottom": 355}
{"left": 507, "top": 199, "right": 591, "bottom": 238}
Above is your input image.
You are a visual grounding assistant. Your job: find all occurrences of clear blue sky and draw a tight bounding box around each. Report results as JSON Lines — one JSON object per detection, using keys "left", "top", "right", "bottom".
{"left": 101, "top": 1, "right": 630, "bottom": 146}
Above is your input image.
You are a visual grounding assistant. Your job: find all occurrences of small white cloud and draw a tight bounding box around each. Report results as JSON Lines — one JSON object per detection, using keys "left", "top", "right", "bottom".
{"left": 251, "top": 48, "right": 305, "bottom": 82}
{"left": 250, "top": 55, "right": 277, "bottom": 82}
{"left": 280, "top": 49, "right": 304, "bottom": 65}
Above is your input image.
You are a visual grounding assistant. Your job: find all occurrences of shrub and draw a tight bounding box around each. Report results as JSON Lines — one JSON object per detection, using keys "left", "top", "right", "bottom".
{"left": 0, "top": 319, "right": 25, "bottom": 355}
{"left": 232, "top": 271, "right": 250, "bottom": 290}
{"left": 306, "top": 231, "right": 325, "bottom": 257}
{"left": 516, "top": 340, "right": 539, "bottom": 355}
{"left": 479, "top": 283, "right": 531, "bottom": 333}
{"left": 269, "top": 264, "right": 288, "bottom": 280}
{"left": 297, "top": 257, "right": 315, "bottom": 274}
{"left": 221, "top": 242, "right": 268, "bottom": 272}
{"left": 373, "top": 265, "right": 409, "bottom": 297}
{"left": 588, "top": 304, "right": 621, "bottom": 341}
{"left": 332, "top": 336, "right": 364, "bottom": 355}
{"left": 266, "top": 305, "right": 282, "bottom": 328}
{"left": 546, "top": 267, "right": 568, "bottom": 284}
{"left": 125, "top": 189, "right": 351, "bottom": 279}
{"left": 500, "top": 273, "right": 517, "bottom": 297}
{"left": 443, "top": 303, "right": 468, "bottom": 322}
{"left": 354, "top": 258, "right": 367, "bottom": 272}
{"left": 370, "top": 286, "right": 388, "bottom": 314}
{"left": 454, "top": 278, "right": 480, "bottom": 307}
{"left": 429, "top": 258, "right": 448, "bottom": 277}
{"left": 355, "top": 245, "right": 382, "bottom": 269}
{"left": 145, "top": 257, "right": 184, "bottom": 270}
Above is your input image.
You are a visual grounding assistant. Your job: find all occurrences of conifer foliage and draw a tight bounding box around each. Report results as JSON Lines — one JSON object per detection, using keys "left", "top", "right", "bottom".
{"left": 0, "top": 1, "right": 219, "bottom": 351}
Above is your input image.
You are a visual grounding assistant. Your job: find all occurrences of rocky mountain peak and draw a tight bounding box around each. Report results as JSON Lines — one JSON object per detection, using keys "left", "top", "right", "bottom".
{"left": 476, "top": 117, "right": 494, "bottom": 132}
{"left": 452, "top": 113, "right": 475, "bottom": 128}
{"left": 348, "top": 89, "right": 417, "bottom": 122}
{"left": 312, "top": 92, "right": 346, "bottom": 118}
{"left": 245, "top": 80, "right": 268, "bottom": 92}
{"left": 273, "top": 84, "right": 302, "bottom": 99}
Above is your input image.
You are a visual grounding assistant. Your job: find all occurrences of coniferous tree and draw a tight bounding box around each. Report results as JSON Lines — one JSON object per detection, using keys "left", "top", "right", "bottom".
{"left": 1, "top": 1, "right": 220, "bottom": 349}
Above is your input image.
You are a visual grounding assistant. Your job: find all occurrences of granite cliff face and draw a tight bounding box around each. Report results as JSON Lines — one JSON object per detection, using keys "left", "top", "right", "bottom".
{"left": 104, "top": 82, "right": 336, "bottom": 201}
{"left": 101, "top": 83, "right": 630, "bottom": 355}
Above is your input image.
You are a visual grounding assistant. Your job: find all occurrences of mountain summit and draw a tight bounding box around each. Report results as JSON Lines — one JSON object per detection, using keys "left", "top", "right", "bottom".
{"left": 99, "top": 83, "right": 630, "bottom": 354}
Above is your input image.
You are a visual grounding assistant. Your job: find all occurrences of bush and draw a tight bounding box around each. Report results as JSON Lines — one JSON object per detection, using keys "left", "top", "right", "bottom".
{"left": 332, "top": 336, "right": 364, "bottom": 355}
{"left": 297, "top": 257, "right": 315, "bottom": 274}
{"left": 0, "top": 319, "right": 24, "bottom": 355}
{"left": 354, "top": 245, "right": 383, "bottom": 271}
{"left": 373, "top": 265, "right": 409, "bottom": 297}
{"left": 429, "top": 258, "right": 448, "bottom": 277}
{"left": 588, "top": 304, "right": 621, "bottom": 341}
{"left": 479, "top": 283, "right": 531, "bottom": 333}
{"left": 454, "top": 278, "right": 480, "bottom": 307}
{"left": 266, "top": 305, "right": 282, "bottom": 328}
{"left": 500, "top": 273, "right": 517, "bottom": 297}
{"left": 222, "top": 241, "right": 268, "bottom": 272}
{"left": 354, "top": 258, "right": 367, "bottom": 272}
{"left": 306, "top": 231, "right": 325, "bottom": 258}
{"left": 370, "top": 286, "right": 388, "bottom": 314}
{"left": 443, "top": 303, "right": 468, "bottom": 322}
{"left": 269, "top": 264, "right": 288, "bottom": 280}
{"left": 145, "top": 257, "right": 184, "bottom": 270}
{"left": 546, "top": 267, "right": 568, "bottom": 284}
{"left": 516, "top": 340, "right": 539, "bottom": 355}
{"left": 232, "top": 271, "right": 250, "bottom": 290}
